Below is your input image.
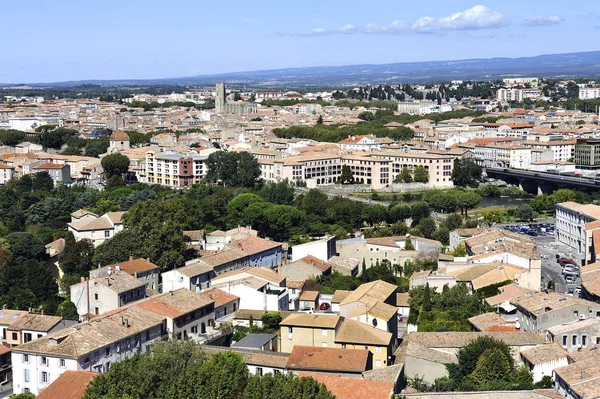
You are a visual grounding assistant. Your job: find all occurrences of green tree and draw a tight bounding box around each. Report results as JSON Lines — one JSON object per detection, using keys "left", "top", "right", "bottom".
{"left": 389, "top": 203, "right": 412, "bottom": 223}
{"left": 0, "top": 129, "right": 25, "bottom": 146}
{"left": 399, "top": 167, "right": 413, "bottom": 183}
{"left": 452, "top": 159, "right": 482, "bottom": 187}
{"left": 101, "top": 153, "right": 130, "bottom": 178}
{"left": 470, "top": 348, "right": 512, "bottom": 388}
{"left": 338, "top": 165, "right": 354, "bottom": 184}
{"left": 417, "top": 217, "right": 437, "bottom": 238}
{"left": 413, "top": 165, "right": 429, "bottom": 183}
{"left": 456, "top": 191, "right": 481, "bottom": 217}
{"left": 357, "top": 111, "right": 375, "bottom": 121}
{"left": 411, "top": 201, "right": 431, "bottom": 223}
{"left": 405, "top": 237, "right": 415, "bottom": 250}
{"left": 514, "top": 204, "right": 534, "bottom": 221}
{"left": 301, "top": 189, "right": 329, "bottom": 217}
{"left": 261, "top": 311, "right": 282, "bottom": 330}
{"left": 205, "top": 151, "right": 261, "bottom": 188}
{"left": 32, "top": 171, "right": 54, "bottom": 192}
{"left": 259, "top": 180, "right": 295, "bottom": 205}
{"left": 316, "top": 115, "right": 324, "bottom": 125}
{"left": 481, "top": 208, "right": 505, "bottom": 224}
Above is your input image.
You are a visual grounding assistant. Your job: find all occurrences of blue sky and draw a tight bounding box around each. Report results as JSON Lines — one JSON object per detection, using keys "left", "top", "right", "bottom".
{"left": 1, "top": 1, "right": 599, "bottom": 83}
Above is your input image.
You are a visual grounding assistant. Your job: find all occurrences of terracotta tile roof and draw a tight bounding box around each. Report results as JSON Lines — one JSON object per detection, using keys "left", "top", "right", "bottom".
{"left": 298, "top": 372, "right": 394, "bottom": 399}
{"left": 212, "top": 266, "right": 285, "bottom": 285}
{"left": 365, "top": 236, "right": 405, "bottom": 248}
{"left": 287, "top": 345, "right": 369, "bottom": 373}
{"left": 280, "top": 313, "right": 342, "bottom": 329}
{"left": 109, "top": 258, "right": 158, "bottom": 274}
{"left": 288, "top": 255, "right": 332, "bottom": 273}
{"left": 197, "top": 288, "right": 239, "bottom": 307}
{"left": 176, "top": 259, "right": 214, "bottom": 278}
{"left": 335, "top": 319, "right": 392, "bottom": 346}
{"left": 0, "top": 344, "right": 10, "bottom": 356}
{"left": 581, "top": 267, "right": 600, "bottom": 297}
{"left": 407, "top": 332, "right": 545, "bottom": 348}
{"left": 486, "top": 283, "right": 533, "bottom": 307}
{"left": 511, "top": 292, "right": 600, "bottom": 316}
{"left": 521, "top": 343, "right": 570, "bottom": 365}
{"left": 234, "top": 309, "right": 297, "bottom": 322}
{"left": 331, "top": 290, "right": 352, "bottom": 304}
{"left": 299, "top": 290, "right": 319, "bottom": 301}
{"left": 202, "top": 345, "right": 289, "bottom": 368}
{"left": 340, "top": 280, "right": 397, "bottom": 306}
{"left": 558, "top": 202, "right": 600, "bottom": 219}
{"left": 554, "top": 355, "right": 600, "bottom": 398}
{"left": 406, "top": 340, "right": 457, "bottom": 364}
{"left": 225, "top": 236, "right": 283, "bottom": 255}
{"left": 33, "top": 162, "right": 67, "bottom": 169}
{"left": 35, "top": 371, "right": 98, "bottom": 399}
{"left": 396, "top": 293, "right": 410, "bottom": 307}
{"left": 348, "top": 300, "right": 398, "bottom": 321}
{"left": 339, "top": 134, "right": 375, "bottom": 144}
{"left": 138, "top": 289, "right": 214, "bottom": 318}
{"left": 7, "top": 313, "right": 64, "bottom": 332}
{"left": 287, "top": 280, "right": 306, "bottom": 289}
{"left": 468, "top": 312, "right": 506, "bottom": 332}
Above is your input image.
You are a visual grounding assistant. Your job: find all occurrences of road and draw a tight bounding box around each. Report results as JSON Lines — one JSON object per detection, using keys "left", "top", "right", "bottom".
{"left": 532, "top": 235, "right": 580, "bottom": 294}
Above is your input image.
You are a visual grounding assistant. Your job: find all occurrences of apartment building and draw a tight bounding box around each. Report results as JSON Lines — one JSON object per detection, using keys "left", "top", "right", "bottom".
{"left": 496, "top": 88, "right": 541, "bottom": 102}
{"left": 547, "top": 318, "right": 600, "bottom": 351}
{"left": 579, "top": 87, "right": 600, "bottom": 100}
{"left": 524, "top": 140, "right": 576, "bottom": 163}
{"left": 512, "top": 292, "right": 600, "bottom": 333}
{"left": 11, "top": 289, "right": 215, "bottom": 395}
{"left": 574, "top": 138, "right": 600, "bottom": 169}
{"left": 31, "top": 163, "right": 70, "bottom": 185}
{"left": 555, "top": 202, "right": 600, "bottom": 265}
{"left": 474, "top": 144, "right": 531, "bottom": 169}
{"left": 144, "top": 151, "right": 208, "bottom": 188}
{"left": 70, "top": 269, "right": 147, "bottom": 319}
{"left": 101, "top": 258, "right": 160, "bottom": 292}
{"left": 280, "top": 314, "right": 343, "bottom": 353}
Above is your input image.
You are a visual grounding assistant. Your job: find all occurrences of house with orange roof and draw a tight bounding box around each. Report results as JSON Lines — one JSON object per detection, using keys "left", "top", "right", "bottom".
{"left": 0, "top": 162, "right": 16, "bottom": 185}
{"left": 339, "top": 134, "right": 381, "bottom": 151}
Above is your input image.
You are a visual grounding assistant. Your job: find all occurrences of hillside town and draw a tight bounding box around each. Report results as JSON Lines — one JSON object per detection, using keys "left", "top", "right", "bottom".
{"left": 3, "top": 76, "right": 600, "bottom": 399}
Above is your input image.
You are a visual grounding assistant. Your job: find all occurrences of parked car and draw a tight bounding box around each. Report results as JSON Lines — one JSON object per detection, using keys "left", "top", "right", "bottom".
{"left": 560, "top": 259, "right": 576, "bottom": 266}
{"left": 567, "top": 287, "right": 575, "bottom": 296}
{"left": 319, "top": 302, "right": 330, "bottom": 311}
{"left": 300, "top": 307, "right": 315, "bottom": 314}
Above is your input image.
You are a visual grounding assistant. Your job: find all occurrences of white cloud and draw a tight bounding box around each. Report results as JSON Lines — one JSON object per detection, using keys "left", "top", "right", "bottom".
{"left": 289, "top": 5, "right": 507, "bottom": 36}
{"left": 523, "top": 15, "right": 564, "bottom": 26}
{"left": 414, "top": 5, "right": 506, "bottom": 32}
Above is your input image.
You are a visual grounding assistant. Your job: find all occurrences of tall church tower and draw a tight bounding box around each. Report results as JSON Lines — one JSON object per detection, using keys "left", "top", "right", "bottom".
{"left": 215, "top": 82, "right": 225, "bottom": 114}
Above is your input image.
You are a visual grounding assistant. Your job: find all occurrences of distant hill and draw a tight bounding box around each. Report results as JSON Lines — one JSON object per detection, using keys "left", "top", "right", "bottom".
{"left": 6, "top": 51, "right": 600, "bottom": 88}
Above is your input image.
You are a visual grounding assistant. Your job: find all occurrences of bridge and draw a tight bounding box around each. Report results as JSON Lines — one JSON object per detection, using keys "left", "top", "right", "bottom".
{"left": 486, "top": 168, "right": 600, "bottom": 195}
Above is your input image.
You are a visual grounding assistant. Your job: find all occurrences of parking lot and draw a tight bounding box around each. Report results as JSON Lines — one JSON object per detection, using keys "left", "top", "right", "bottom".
{"left": 499, "top": 222, "right": 580, "bottom": 296}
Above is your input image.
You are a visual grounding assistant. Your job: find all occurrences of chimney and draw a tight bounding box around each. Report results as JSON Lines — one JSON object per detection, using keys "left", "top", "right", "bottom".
{"left": 169, "top": 291, "right": 173, "bottom": 296}
{"left": 582, "top": 371, "right": 588, "bottom": 380}
{"left": 41, "top": 309, "right": 44, "bottom": 316}
{"left": 129, "top": 255, "right": 133, "bottom": 261}
{"left": 80, "top": 277, "right": 85, "bottom": 283}
{"left": 120, "top": 316, "right": 124, "bottom": 326}
{"left": 105, "top": 278, "right": 110, "bottom": 286}
{"left": 115, "top": 264, "right": 120, "bottom": 272}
